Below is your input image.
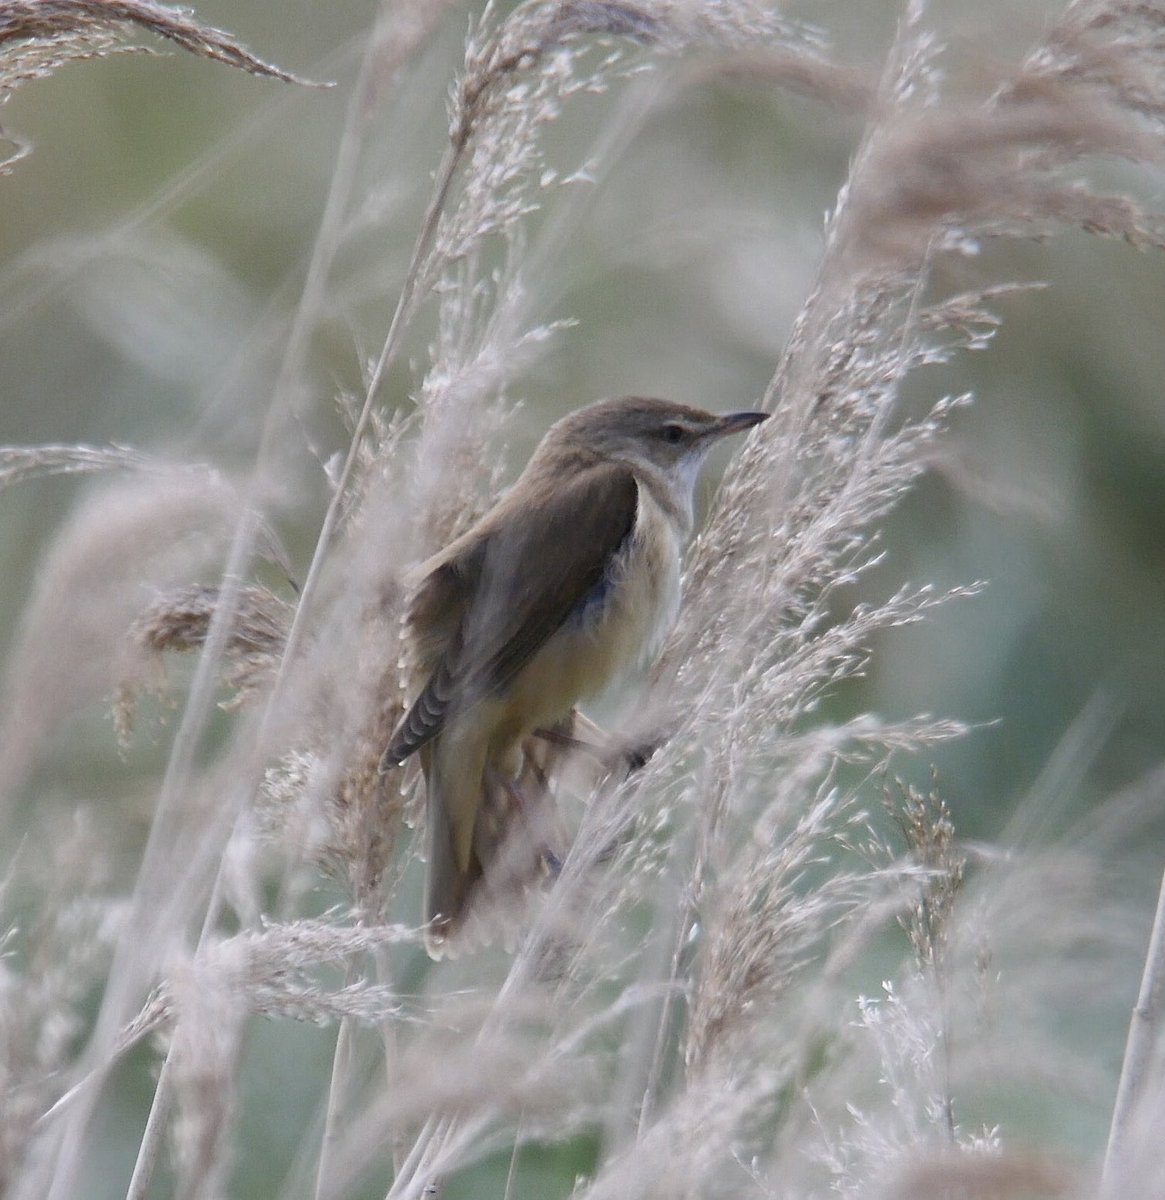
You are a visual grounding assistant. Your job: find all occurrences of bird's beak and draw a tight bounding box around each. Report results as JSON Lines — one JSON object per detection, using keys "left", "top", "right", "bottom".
{"left": 709, "top": 410, "right": 770, "bottom": 439}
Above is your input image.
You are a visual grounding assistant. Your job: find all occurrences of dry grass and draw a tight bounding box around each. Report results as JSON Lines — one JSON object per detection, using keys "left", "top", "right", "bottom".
{"left": 0, "top": 0, "right": 315, "bottom": 91}
{"left": 3, "top": 1, "right": 1165, "bottom": 1198}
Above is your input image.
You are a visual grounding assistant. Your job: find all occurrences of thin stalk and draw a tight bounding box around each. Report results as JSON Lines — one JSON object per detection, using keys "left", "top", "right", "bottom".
{"left": 625, "top": 811, "right": 699, "bottom": 1145}
{"left": 501, "top": 1125, "right": 522, "bottom": 1200}
{"left": 1101, "top": 860, "right": 1165, "bottom": 1194}
{"left": 124, "top": 789, "right": 242, "bottom": 1200}
{"left": 270, "top": 135, "right": 461, "bottom": 699}
{"left": 314, "top": 974, "right": 359, "bottom": 1200}
{"left": 935, "top": 968, "right": 956, "bottom": 1142}
{"left": 636, "top": 904, "right": 692, "bottom": 1139}
{"left": 384, "top": 1115, "right": 449, "bottom": 1200}
{"left": 636, "top": 768, "right": 719, "bottom": 1139}
{"left": 124, "top": 1052, "right": 175, "bottom": 1200}
{"left": 310, "top": 901, "right": 406, "bottom": 1200}
{"left": 373, "top": 946, "right": 407, "bottom": 1175}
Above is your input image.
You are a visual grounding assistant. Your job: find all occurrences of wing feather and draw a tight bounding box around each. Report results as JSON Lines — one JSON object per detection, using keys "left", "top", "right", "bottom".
{"left": 381, "top": 541, "right": 484, "bottom": 769}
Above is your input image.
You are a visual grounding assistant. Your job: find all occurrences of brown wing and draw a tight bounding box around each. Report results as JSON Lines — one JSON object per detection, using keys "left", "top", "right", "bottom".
{"left": 384, "top": 463, "right": 638, "bottom": 766}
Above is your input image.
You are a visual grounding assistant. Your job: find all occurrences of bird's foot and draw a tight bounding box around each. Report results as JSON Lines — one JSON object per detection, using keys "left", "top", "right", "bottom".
{"left": 531, "top": 723, "right": 666, "bottom": 777}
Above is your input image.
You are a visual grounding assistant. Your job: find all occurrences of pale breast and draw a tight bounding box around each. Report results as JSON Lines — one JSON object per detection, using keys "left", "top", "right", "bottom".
{"left": 605, "top": 484, "right": 682, "bottom": 668}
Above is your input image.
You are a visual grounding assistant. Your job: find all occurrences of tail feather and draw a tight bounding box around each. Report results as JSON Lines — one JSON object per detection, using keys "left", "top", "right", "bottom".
{"left": 422, "top": 741, "right": 483, "bottom": 958}
{"left": 423, "top": 804, "right": 478, "bottom": 958}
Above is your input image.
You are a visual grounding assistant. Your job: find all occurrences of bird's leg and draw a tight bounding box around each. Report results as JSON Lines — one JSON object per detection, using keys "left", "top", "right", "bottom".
{"left": 532, "top": 710, "right": 665, "bottom": 777}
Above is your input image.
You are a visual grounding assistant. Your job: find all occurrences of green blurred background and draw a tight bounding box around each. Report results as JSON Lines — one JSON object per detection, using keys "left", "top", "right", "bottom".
{"left": 3, "top": 0, "right": 1165, "bottom": 1194}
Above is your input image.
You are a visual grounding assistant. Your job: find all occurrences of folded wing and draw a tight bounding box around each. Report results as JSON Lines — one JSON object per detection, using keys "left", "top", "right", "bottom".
{"left": 384, "top": 462, "right": 639, "bottom": 766}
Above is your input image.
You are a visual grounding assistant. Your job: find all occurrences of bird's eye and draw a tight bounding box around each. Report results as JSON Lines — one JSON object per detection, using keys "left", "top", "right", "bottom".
{"left": 661, "top": 423, "right": 685, "bottom": 444}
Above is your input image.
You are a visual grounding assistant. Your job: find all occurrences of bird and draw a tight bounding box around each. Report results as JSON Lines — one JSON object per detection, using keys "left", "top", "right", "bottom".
{"left": 381, "top": 396, "right": 769, "bottom": 955}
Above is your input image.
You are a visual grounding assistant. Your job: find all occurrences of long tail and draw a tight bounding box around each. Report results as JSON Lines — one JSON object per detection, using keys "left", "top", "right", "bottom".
{"left": 422, "top": 739, "right": 484, "bottom": 958}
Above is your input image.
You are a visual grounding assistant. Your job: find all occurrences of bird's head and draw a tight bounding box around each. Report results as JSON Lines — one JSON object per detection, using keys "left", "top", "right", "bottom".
{"left": 542, "top": 396, "right": 769, "bottom": 507}
{"left": 549, "top": 395, "right": 766, "bottom": 467}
